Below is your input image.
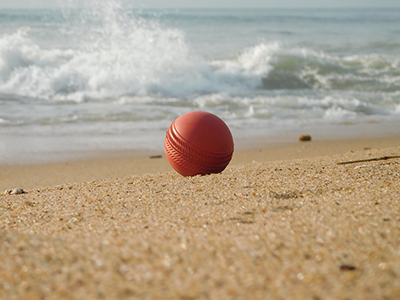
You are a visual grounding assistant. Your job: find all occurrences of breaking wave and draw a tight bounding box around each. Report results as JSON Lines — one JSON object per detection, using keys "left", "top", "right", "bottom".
{"left": 1, "top": 5, "right": 399, "bottom": 102}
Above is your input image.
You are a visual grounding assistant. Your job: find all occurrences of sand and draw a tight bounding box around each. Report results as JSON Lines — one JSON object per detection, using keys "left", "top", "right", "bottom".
{"left": 1, "top": 139, "right": 400, "bottom": 299}
{"left": 1, "top": 136, "right": 400, "bottom": 191}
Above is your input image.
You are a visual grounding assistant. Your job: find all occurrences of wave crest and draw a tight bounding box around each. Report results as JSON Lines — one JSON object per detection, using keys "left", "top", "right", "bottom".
{"left": 0, "top": 5, "right": 399, "bottom": 102}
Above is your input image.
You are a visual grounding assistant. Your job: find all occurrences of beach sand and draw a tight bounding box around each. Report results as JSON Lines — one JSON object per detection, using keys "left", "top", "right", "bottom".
{"left": 1, "top": 138, "right": 400, "bottom": 299}
{"left": 1, "top": 136, "right": 400, "bottom": 192}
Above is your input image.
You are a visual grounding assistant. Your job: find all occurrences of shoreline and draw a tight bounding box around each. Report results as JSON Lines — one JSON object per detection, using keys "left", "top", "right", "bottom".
{"left": 1, "top": 135, "right": 399, "bottom": 191}
{"left": 1, "top": 116, "right": 399, "bottom": 166}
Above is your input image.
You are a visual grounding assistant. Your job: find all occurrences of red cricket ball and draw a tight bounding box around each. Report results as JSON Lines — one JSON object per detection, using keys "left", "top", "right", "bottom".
{"left": 164, "top": 111, "right": 234, "bottom": 176}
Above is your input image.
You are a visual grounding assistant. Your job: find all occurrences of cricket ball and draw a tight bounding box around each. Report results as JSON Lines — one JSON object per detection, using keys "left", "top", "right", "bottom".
{"left": 164, "top": 111, "right": 234, "bottom": 176}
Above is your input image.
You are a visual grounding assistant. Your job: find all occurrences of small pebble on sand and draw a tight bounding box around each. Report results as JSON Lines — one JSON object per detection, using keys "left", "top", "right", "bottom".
{"left": 4, "top": 188, "right": 25, "bottom": 195}
{"left": 299, "top": 134, "right": 312, "bottom": 142}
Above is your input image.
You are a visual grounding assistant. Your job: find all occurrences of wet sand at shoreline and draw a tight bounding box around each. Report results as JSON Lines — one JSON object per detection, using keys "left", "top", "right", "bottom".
{"left": 1, "top": 136, "right": 399, "bottom": 192}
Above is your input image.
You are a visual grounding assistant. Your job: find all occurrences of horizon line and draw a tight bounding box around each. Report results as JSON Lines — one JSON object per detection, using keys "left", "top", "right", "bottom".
{"left": 1, "top": 6, "right": 399, "bottom": 9}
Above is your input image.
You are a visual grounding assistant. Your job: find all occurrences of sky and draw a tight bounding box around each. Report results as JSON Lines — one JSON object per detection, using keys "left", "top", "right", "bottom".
{"left": 0, "top": 0, "right": 399, "bottom": 9}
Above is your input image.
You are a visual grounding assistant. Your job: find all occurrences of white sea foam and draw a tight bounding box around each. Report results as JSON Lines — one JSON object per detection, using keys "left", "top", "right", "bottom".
{"left": 1, "top": 23, "right": 399, "bottom": 122}
{"left": 0, "top": 24, "right": 270, "bottom": 101}
{"left": 0, "top": 23, "right": 198, "bottom": 100}
{"left": 1, "top": 10, "right": 399, "bottom": 103}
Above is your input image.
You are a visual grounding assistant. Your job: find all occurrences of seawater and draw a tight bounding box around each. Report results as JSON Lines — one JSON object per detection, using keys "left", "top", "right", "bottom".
{"left": 0, "top": 3, "right": 399, "bottom": 164}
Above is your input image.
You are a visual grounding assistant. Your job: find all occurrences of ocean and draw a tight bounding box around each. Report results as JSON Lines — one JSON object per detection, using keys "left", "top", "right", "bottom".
{"left": 0, "top": 2, "right": 399, "bottom": 164}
